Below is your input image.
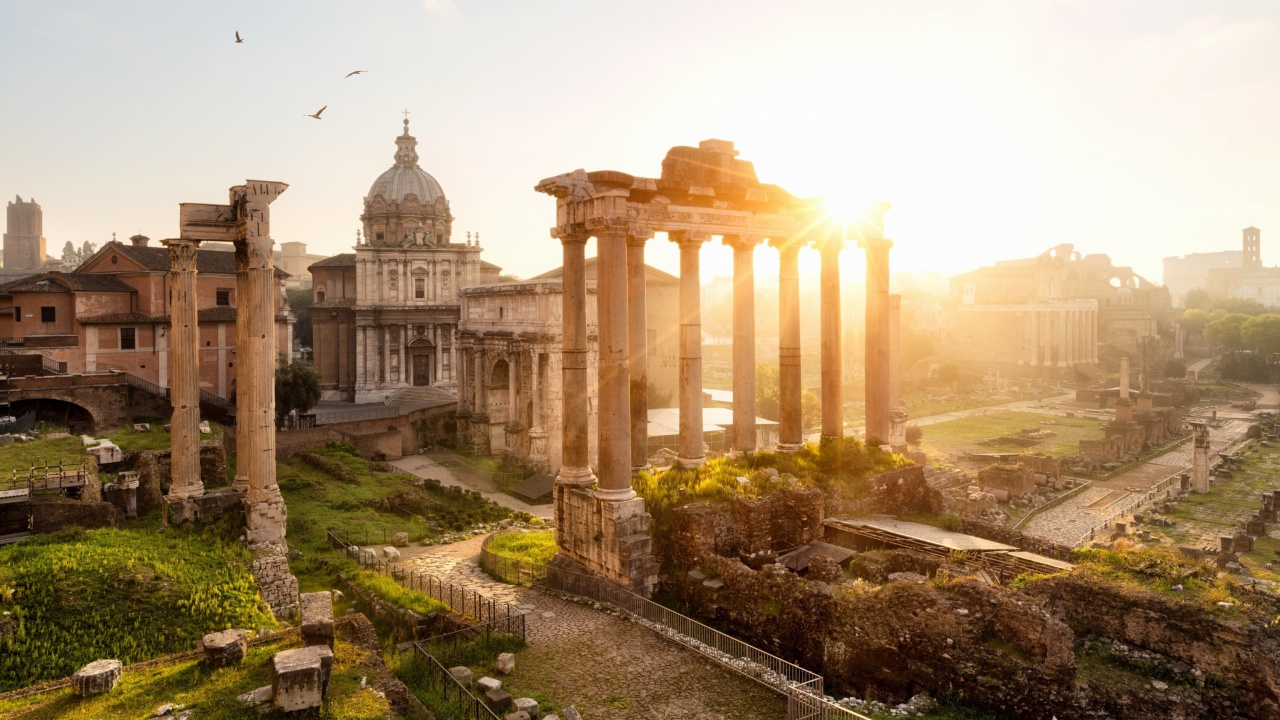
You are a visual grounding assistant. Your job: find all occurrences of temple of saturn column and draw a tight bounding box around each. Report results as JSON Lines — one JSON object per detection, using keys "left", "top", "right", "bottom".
{"left": 535, "top": 140, "right": 893, "bottom": 592}
{"left": 164, "top": 180, "right": 299, "bottom": 616}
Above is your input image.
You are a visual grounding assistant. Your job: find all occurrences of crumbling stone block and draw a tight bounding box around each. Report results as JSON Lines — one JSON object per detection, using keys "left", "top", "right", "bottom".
{"left": 448, "top": 666, "right": 473, "bottom": 687}
{"left": 478, "top": 676, "right": 502, "bottom": 693}
{"left": 563, "top": 707, "right": 584, "bottom": 720}
{"left": 236, "top": 685, "right": 274, "bottom": 707}
{"left": 300, "top": 592, "right": 335, "bottom": 649}
{"left": 506, "top": 712, "right": 531, "bottom": 720}
{"left": 271, "top": 645, "right": 334, "bottom": 712}
{"left": 496, "top": 652, "right": 515, "bottom": 674}
{"left": 201, "top": 628, "right": 248, "bottom": 666}
{"left": 514, "top": 697, "right": 540, "bottom": 719}
{"left": 485, "top": 689, "right": 513, "bottom": 713}
{"left": 383, "top": 546, "right": 401, "bottom": 562}
{"left": 392, "top": 531, "right": 410, "bottom": 547}
{"left": 71, "top": 659, "right": 122, "bottom": 697}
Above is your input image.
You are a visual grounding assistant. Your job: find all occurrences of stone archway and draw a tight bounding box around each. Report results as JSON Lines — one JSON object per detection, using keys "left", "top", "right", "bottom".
{"left": 9, "top": 398, "right": 96, "bottom": 435}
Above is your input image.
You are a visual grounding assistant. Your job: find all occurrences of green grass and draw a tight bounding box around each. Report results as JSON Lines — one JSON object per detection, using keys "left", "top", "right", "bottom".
{"left": 918, "top": 411, "right": 1103, "bottom": 459}
{"left": 390, "top": 633, "right": 527, "bottom": 720}
{"left": 0, "top": 523, "right": 277, "bottom": 692}
{"left": 0, "top": 433, "right": 88, "bottom": 477}
{"left": 0, "top": 635, "right": 391, "bottom": 720}
{"left": 349, "top": 569, "right": 446, "bottom": 617}
{"left": 484, "top": 531, "right": 556, "bottom": 566}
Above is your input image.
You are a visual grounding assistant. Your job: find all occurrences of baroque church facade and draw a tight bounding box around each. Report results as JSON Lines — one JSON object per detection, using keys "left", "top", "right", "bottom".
{"left": 310, "top": 119, "right": 502, "bottom": 402}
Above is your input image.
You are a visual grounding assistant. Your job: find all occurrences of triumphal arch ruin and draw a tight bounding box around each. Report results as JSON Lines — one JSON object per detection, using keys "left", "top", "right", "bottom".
{"left": 536, "top": 140, "right": 896, "bottom": 593}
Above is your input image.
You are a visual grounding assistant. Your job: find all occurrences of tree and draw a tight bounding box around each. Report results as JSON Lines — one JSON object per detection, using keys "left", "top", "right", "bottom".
{"left": 1211, "top": 297, "right": 1266, "bottom": 316}
{"left": 755, "top": 361, "right": 780, "bottom": 421}
{"left": 80, "top": 241, "right": 96, "bottom": 259}
{"left": 1180, "top": 308, "right": 1209, "bottom": 333}
{"left": 905, "top": 425, "right": 924, "bottom": 446}
{"left": 801, "top": 390, "right": 820, "bottom": 430}
{"left": 1242, "top": 314, "right": 1280, "bottom": 357}
{"left": 1204, "top": 313, "right": 1250, "bottom": 351}
{"left": 275, "top": 356, "right": 321, "bottom": 428}
{"left": 646, "top": 380, "right": 673, "bottom": 409}
{"left": 285, "top": 287, "right": 313, "bottom": 349}
{"left": 1164, "top": 359, "right": 1187, "bottom": 379}
{"left": 1182, "top": 287, "right": 1211, "bottom": 310}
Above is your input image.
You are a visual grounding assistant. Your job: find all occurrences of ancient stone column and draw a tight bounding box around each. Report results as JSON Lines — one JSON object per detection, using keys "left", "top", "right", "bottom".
{"left": 672, "top": 230, "right": 708, "bottom": 466}
{"left": 772, "top": 238, "right": 802, "bottom": 451}
{"left": 472, "top": 343, "right": 490, "bottom": 454}
{"left": 1119, "top": 355, "right": 1130, "bottom": 397}
{"left": 164, "top": 238, "right": 204, "bottom": 500}
{"left": 1057, "top": 309, "right": 1067, "bottom": 367}
{"left": 508, "top": 345, "right": 519, "bottom": 426}
{"left": 233, "top": 246, "right": 252, "bottom": 493}
{"left": 235, "top": 181, "right": 289, "bottom": 547}
{"left": 724, "top": 235, "right": 758, "bottom": 452}
{"left": 382, "top": 326, "right": 391, "bottom": 386}
{"left": 556, "top": 228, "right": 594, "bottom": 485}
{"left": 817, "top": 234, "right": 844, "bottom": 441}
{"left": 1192, "top": 422, "right": 1211, "bottom": 493}
{"left": 889, "top": 294, "right": 902, "bottom": 410}
{"left": 528, "top": 345, "right": 548, "bottom": 471}
{"left": 1029, "top": 310, "right": 1040, "bottom": 366}
{"left": 595, "top": 223, "right": 635, "bottom": 496}
{"left": 862, "top": 235, "right": 893, "bottom": 444}
{"left": 627, "top": 226, "right": 654, "bottom": 469}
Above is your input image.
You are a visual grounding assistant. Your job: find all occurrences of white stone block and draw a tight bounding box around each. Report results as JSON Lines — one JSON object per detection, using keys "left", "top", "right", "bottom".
{"left": 496, "top": 652, "right": 515, "bottom": 674}
{"left": 272, "top": 645, "right": 334, "bottom": 712}
{"left": 383, "top": 546, "right": 401, "bottom": 562}
{"left": 478, "top": 676, "right": 502, "bottom": 692}
{"left": 71, "top": 659, "right": 122, "bottom": 697}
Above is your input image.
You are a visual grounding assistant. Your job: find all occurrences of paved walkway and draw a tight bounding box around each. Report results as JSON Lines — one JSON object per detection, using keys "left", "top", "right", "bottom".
{"left": 401, "top": 536, "right": 787, "bottom": 720}
{"left": 1021, "top": 412, "right": 1254, "bottom": 546}
{"left": 390, "top": 455, "right": 553, "bottom": 519}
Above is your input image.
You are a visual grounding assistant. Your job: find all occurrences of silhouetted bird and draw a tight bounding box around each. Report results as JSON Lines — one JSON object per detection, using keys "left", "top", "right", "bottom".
{"left": 345, "top": 70, "right": 367, "bottom": 78}
{"left": 305, "top": 105, "right": 327, "bottom": 120}
{"left": 235, "top": 31, "right": 243, "bottom": 43}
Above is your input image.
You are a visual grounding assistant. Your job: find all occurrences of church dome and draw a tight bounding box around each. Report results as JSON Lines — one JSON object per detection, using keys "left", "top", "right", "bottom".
{"left": 366, "top": 119, "right": 446, "bottom": 204}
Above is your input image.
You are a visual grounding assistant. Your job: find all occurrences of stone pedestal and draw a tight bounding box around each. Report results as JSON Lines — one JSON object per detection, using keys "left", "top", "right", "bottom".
{"left": 201, "top": 628, "right": 248, "bottom": 666}
{"left": 553, "top": 485, "right": 659, "bottom": 595}
{"left": 71, "top": 659, "right": 122, "bottom": 697}
{"left": 300, "top": 591, "right": 335, "bottom": 649}
{"left": 889, "top": 409, "right": 908, "bottom": 452}
{"left": 272, "top": 645, "right": 334, "bottom": 712}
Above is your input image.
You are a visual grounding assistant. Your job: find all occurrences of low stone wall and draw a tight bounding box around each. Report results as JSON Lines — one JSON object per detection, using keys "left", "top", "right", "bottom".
{"left": 276, "top": 404, "right": 455, "bottom": 461}
{"left": 31, "top": 497, "right": 117, "bottom": 533}
{"left": 250, "top": 549, "right": 300, "bottom": 619}
{"left": 961, "top": 518, "right": 1075, "bottom": 561}
{"left": 843, "top": 465, "right": 942, "bottom": 516}
{"left": 337, "top": 571, "right": 464, "bottom": 641}
{"left": 669, "top": 485, "right": 824, "bottom": 568}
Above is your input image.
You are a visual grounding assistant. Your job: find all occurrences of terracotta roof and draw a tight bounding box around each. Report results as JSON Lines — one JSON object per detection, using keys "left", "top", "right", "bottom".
{"left": 309, "top": 253, "right": 356, "bottom": 269}
{"left": 85, "top": 242, "right": 290, "bottom": 277}
{"left": 0, "top": 272, "right": 137, "bottom": 296}
{"left": 78, "top": 311, "right": 165, "bottom": 325}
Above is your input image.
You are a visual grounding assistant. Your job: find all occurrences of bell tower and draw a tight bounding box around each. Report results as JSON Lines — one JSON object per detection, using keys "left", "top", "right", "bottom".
{"left": 1243, "top": 226, "right": 1261, "bottom": 270}
{"left": 3, "top": 196, "right": 46, "bottom": 270}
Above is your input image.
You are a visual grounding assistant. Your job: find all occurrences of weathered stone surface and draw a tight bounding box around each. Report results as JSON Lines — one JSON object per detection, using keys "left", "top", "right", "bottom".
{"left": 271, "top": 645, "right": 334, "bottom": 712}
{"left": 383, "top": 546, "right": 401, "bottom": 562}
{"left": 392, "top": 531, "right": 410, "bottom": 547}
{"left": 200, "top": 628, "right": 248, "bottom": 666}
{"left": 496, "top": 652, "right": 515, "bottom": 674}
{"left": 477, "top": 676, "right": 502, "bottom": 693}
{"left": 236, "top": 685, "right": 274, "bottom": 707}
{"left": 514, "top": 696, "right": 540, "bottom": 718}
{"left": 448, "top": 665, "right": 473, "bottom": 687}
{"left": 251, "top": 547, "right": 300, "bottom": 618}
{"left": 300, "top": 591, "right": 335, "bottom": 649}
{"left": 485, "top": 689, "right": 513, "bottom": 713}
{"left": 562, "top": 707, "right": 583, "bottom": 720}
{"left": 71, "top": 659, "right": 122, "bottom": 697}
{"left": 505, "top": 712, "right": 531, "bottom": 720}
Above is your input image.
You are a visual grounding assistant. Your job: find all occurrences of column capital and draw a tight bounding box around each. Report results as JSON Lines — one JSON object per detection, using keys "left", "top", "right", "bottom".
{"left": 670, "top": 230, "right": 711, "bottom": 247}
{"left": 768, "top": 236, "right": 803, "bottom": 257}
{"left": 721, "top": 234, "right": 762, "bottom": 251}
{"left": 161, "top": 238, "right": 200, "bottom": 273}
{"left": 812, "top": 234, "right": 846, "bottom": 254}
{"left": 858, "top": 236, "right": 894, "bottom": 252}
{"left": 626, "top": 225, "right": 655, "bottom": 245}
{"left": 552, "top": 224, "right": 591, "bottom": 244}
{"left": 584, "top": 216, "right": 631, "bottom": 236}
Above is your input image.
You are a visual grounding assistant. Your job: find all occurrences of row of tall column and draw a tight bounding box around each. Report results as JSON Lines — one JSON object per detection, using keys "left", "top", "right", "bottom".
{"left": 1024, "top": 308, "right": 1098, "bottom": 366}
{"left": 354, "top": 322, "right": 454, "bottom": 387}
{"left": 555, "top": 224, "right": 853, "bottom": 497}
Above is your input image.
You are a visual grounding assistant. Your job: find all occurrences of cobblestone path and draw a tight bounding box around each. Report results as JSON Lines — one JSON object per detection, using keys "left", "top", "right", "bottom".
{"left": 1021, "top": 417, "right": 1253, "bottom": 546}
{"left": 401, "top": 536, "right": 787, "bottom": 720}
{"left": 390, "top": 455, "right": 553, "bottom": 519}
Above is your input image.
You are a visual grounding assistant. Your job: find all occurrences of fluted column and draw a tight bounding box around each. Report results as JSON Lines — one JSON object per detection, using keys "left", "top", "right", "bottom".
{"left": 165, "top": 238, "right": 203, "bottom": 500}
{"left": 672, "top": 230, "right": 708, "bottom": 467}
{"left": 235, "top": 181, "right": 288, "bottom": 547}
{"left": 508, "top": 345, "right": 518, "bottom": 426}
{"left": 1056, "top": 309, "right": 1067, "bottom": 367}
{"left": 627, "top": 226, "right": 654, "bottom": 469}
{"left": 233, "top": 246, "right": 252, "bottom": 492}
{"left": 773, "top": 238, "right": 802, "bottom": 451}
{"left": 863, "top": 236, "right": 893, "bottom": 444}
{"left": 817, "top": 234, "right": 844, "bottom": 441}
{"left": 1029, "top": 310, "right": 1040, "bottom": 366}
{"left": 594, "top": 223, "right": 635, "bottom": 495}
{"left": 724, "top": 235, "right": 758, "bottom": 452}
{"left": 557, "top": 229, "right": 593, "bottom": 484}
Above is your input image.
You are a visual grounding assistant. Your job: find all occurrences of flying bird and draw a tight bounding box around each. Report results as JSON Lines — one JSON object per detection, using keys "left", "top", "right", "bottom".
{"left": 345, "top": 70, "right": 367, "bottom": 78}
{"left": 305, "top": 105, "right": 327, "bottom": 120}
{"left": 235, "top": 31, "right": 243, "bottom": 43}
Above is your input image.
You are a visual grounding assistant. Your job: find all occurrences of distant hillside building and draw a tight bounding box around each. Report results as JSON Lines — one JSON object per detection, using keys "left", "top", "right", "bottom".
{"left": 275, "top": 241, "right": 329, "bottom": 289}
{"left": 945, "top": 244, "right": 1170, "bottom": 375}
{"left": 309, "top": 119, "right": 502, "bottom": 403}
{"left": 3, "top": 196, "right": 48, "bottom": 276}
{"left": 1163, "top": 249, "right": 1242, "bottom": 308}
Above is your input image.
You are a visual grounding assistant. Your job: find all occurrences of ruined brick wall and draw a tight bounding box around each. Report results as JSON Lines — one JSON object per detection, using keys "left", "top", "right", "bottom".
{"left": 554, "top": 486, "right": 659, "bottom": 593}
{"left": 30, "top": 497, "right": 116, "bottom": 533}
{"left": 1019, "top": 454, "right": 1061, "bottom": 481}
{"left": 978, "top": 464, "right": 1035, "bottom": 499}
{"left": 674, "top": 556, "right": 1077, "bottom": 718}
{"left": 250, "top": 550, "right": 300, "bottom": 619}
{"left": 669, "top": 485, "right": 825, "bottom": 567}
{"left": 845, "top": 465, "right": 942, "bottom": 516}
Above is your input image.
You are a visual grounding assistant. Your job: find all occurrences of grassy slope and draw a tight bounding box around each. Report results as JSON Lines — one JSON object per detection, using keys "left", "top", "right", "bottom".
{"left": 0, "top": 636, "right": 390, "bottom": 720}
{"left": 484, "top": 530, "right": 557, "bottom": 565}
{"left": 919, "top": 411, "right": 1103, "bottom": 459}
{"left": 0, "top": 523, "right": 277, "bottom": 692}
{"left": 0, "top": 435, "right": 87, "bottom": 477}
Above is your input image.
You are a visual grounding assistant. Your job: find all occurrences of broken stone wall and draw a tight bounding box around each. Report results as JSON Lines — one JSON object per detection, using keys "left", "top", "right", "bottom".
{"left": 669, "top": 485, "right": 825, "bottom": 568}
{"left": 845, "top": 465, "right": 941, "bottom": 516}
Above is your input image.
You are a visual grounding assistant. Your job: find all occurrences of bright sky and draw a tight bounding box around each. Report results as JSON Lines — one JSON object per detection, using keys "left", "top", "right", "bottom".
{"left": 3, "top": 1, "right": 1279, "bottom": 286}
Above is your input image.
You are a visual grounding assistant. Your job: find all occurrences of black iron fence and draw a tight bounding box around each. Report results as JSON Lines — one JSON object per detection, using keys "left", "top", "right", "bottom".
{"left": 478, "top": 534, "right": 548, "bottom": 587}
{"left": 409, "top": 646, "right": 502, "bottom": 720}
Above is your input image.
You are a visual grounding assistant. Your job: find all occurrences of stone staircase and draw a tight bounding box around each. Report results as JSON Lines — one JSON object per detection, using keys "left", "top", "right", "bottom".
{"left": 383, "top": 386, "right": 457, "bottom": 406}
{"left": 1073, "top": 362, "right": 1109, "bottom": 383}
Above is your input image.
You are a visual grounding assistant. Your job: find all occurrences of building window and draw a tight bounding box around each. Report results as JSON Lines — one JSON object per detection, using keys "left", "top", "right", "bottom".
{"left": 13, "top": 306, "right": 20, "bottom": 323}
{"left": 376, "top": 232, "right": 384, "bottom": 243}
{"left": 216, "top": 289, "right": 231, "bottom": 306}
{"left": 415, "top": 278, "right": 425, "bottom": 298}
{"left": 316, "top": 289, "right": 326, "bottom": 303}
{"left": 40, "top": 306, "right": 55, "bottom": 323}
{"left": 120, "top": 327, "right": 136, "bottom": 350}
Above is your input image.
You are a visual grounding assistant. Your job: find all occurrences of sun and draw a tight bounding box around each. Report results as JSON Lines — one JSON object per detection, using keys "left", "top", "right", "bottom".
{"left": 818, "top": 197, "right": 890, "bottom": 245}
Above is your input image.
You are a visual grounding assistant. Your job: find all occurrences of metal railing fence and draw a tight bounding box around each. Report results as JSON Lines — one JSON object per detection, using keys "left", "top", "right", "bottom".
{"left": 478, "top": 535, "right": 548, "bottom": 587}
{"left": 409, "top": 645, "right": 502, "bottom": 720}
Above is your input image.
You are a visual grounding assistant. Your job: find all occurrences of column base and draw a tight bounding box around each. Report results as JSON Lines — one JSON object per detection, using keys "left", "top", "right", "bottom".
{"left": 775, "top": 442, "right": 802, "bottom": 453}
{"left": 232, "top": 475, "right": 250, "bottom": 493}
{"left": 553, "top": 483, "right": 658, "bottom": 596}
{"left": 245, "top": 496, "right": 288, "bottom": 547}
{"left": 556, "top": 466, "right": 596, "bottom": 488}
{"left": 167, "top": 480, "right": 205, "bottom": 501}
{"left": 165, "top": 488, "right": 244, "bottom": 527}
{"left": 676, "top": 456, "right": 705, "bottom": 468}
